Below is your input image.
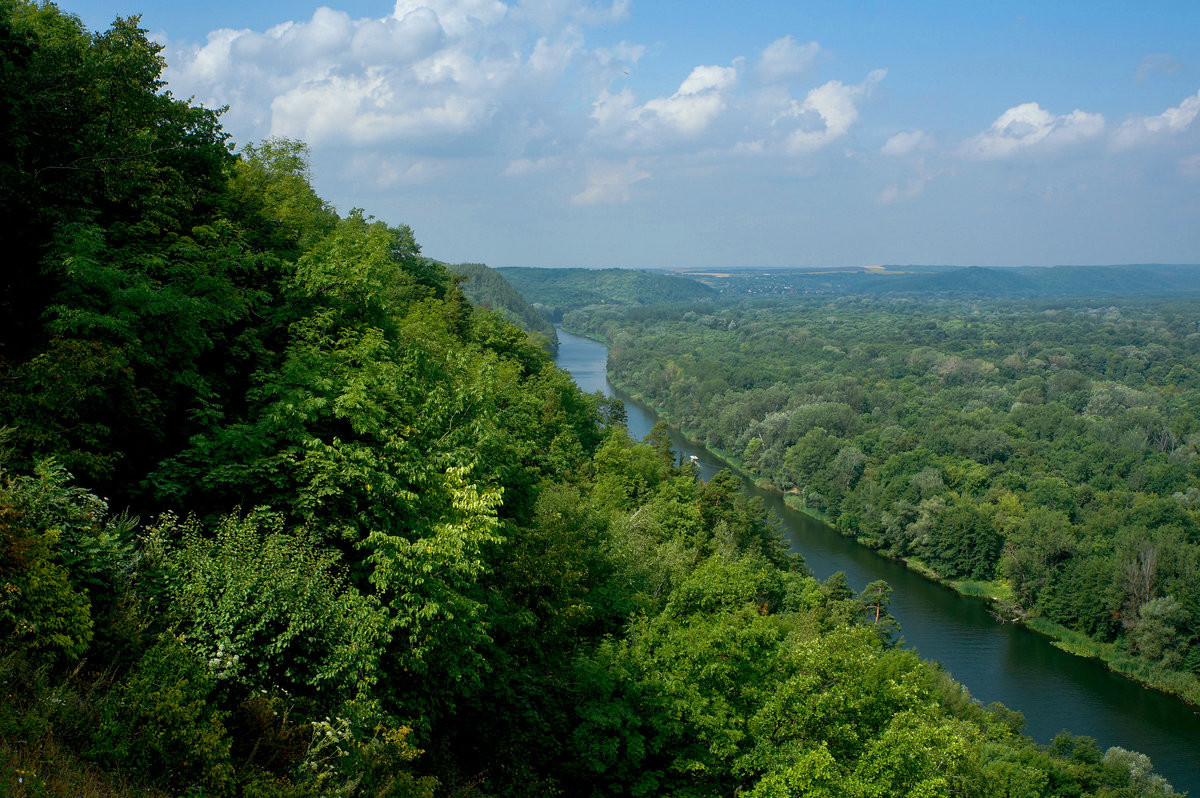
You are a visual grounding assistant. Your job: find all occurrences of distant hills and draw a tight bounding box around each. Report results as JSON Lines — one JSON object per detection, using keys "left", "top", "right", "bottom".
{"left": 463, "top": 262, "right": 1200, "bottom": 346}
{"left": 499, "top": 266, "right": 718, "bottom": 320}
{"left": 669, "top": 263, "right": 1200, "bottom": 300}
{"left": 888, "top": 264, "right": 1200, "bottom": 297}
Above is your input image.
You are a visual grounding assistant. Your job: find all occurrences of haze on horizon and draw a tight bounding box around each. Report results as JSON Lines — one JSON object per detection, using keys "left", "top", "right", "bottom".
{"left": 67, "top": 0, "right": 1200, "bottom": 270}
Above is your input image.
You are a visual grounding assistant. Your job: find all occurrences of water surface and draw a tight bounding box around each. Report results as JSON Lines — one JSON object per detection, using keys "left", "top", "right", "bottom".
{"left": 556, "top": 325, "right": 1200, "bottom": 795}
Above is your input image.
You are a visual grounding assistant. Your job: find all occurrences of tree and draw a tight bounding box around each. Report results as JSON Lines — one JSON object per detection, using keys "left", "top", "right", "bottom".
{"left": 1129, "top": 595, "right": 1189, "bottom": 669}
{"left": 923, "top": 498, "right": 1001, "bottom": 580}
{"left": 163, "top": 510, "right": 384, "bottom": 700}
{"left": 0, "top": 461, "right": 95, "bottom": 661}
{"left": 859, "top": 579, "right": 899, "bottom": 645}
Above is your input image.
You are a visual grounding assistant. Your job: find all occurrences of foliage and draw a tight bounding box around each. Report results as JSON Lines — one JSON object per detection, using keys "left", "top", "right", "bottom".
{"left": 0, "top": 4, "right": 1184, "bottom": 796}
{"left": 445, "top": 261, "right": 558, "bottom": 352}
{"left": 0, "top": 457, "right": 130, "bottom": 662}
{"left": 162, "top": 510, "right": 384, "bottom": 701}
{"left": 92, "top": 634, "right": 236, "bottom": 795}
{"left": 497, "top": 266, "right": 716, "bottom": 321}
{"left": 565, "top": 290, "right": 1200, "bottom": 695}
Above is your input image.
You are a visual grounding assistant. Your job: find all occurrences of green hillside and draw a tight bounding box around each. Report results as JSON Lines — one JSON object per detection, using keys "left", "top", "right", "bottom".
{"left": 498, "top": 266, "right": 717, "bottom": 320}
{"left": 0, "top": 4, "right": 1181, "bottom": 797}
{"left": 685, "top": 264, "right": 1200, "bottom": 300}
{"left": 445, "top": 262, "right": 558, "bottom": 352}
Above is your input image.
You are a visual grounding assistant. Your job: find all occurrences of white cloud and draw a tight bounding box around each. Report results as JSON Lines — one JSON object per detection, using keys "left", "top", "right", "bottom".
{"left": 165, "top": 0, "right": 588, "bottom": 151}
{"left": 588, "top": 63, "right": 740, "bottom": 147}
{"left": 391, "top": 0, "right": 507, "bottom": 39}
{"left": 571, "top": 160, "right": 649, "bottom": 205}
{"left": 780, "top": 69, "right": 886, "bottom": 154}
{"left": 881, "top": 129, "right": 931, "bottom": 157}
{"left": 590, "top": 87, "right": 639, "bottom": 130}
{"left": 643, "top": 64, "right": 738, "bottom": 134}
{"left": 513, "top": 0, "right": 631, "bottom": 30}
{"left": 165, "top": 3, "right": 891, "bottom": 177}
{"left": 347, "top": 152, "right": 450, "bottom": 187}
{"left": 349, "top": 10, "right": 445, "bottom": 65}
{"left": 581, "top": 62, "right": 886, "bottom": 158}
{"left": 961, "top": 102, "right": 1105, "bottom": 159}
{"left": 271, "top": 74, "right": 493, "bottom": 145}
{"left": 756, "top": 35, "right": 820, "bottom": 82}
{"left": 877, "top": 156, "right": 945, "bottom": 205}
{"left": 1111, "top": 90, "right": 1200, "bottom": 150}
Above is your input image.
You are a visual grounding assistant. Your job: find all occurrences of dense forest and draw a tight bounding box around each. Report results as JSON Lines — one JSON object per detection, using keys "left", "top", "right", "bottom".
{"left": 565, "top": 292, "right": 1200, "bottom": 704}
{"left": 670, "top": 264, "right": 1200, "bottom": 300}
{"left": 0, "top": 3, "right": 1185, "bottom": 796}
{"left": 444, "top": 263, "right": 558, "bottom": 352}
{"left": 497, "top": 267, "right": 716, "bottom": 322}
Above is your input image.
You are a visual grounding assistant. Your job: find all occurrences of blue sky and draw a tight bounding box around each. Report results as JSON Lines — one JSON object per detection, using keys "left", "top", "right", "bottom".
{"left": 66, "top": 0, "right": 1200, "bottom": 269}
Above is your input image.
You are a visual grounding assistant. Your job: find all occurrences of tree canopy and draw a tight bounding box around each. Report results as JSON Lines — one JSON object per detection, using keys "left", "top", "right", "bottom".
{"left": 0, "top": 4, "right": 1184, "bottom": 796}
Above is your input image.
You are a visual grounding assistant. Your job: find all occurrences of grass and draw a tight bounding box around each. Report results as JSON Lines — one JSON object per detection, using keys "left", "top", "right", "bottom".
{"left": 780, "top": 494, "right": 837, "bottom": 524}
{"left": 1025, "top": 617, "right": 1200, "bottom": 706}
{"left": 1, "top": 737, "right": 168, "bottom": 798}
{"left": 900, "top": 557, "right": 941, "bottom": 580}
{"left": 951, "top": 579, "right": 1013, "bottom": 602}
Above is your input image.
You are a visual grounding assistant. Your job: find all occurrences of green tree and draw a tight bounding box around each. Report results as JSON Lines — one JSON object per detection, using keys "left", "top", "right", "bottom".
{"left": 1129, "top": 595, "right": 1189, "bottom": 669}
{"left": 923, "top": 498, "right": 1001, "bottom": 580}
{"left": 163, "top": 510, "right": 384, "bottom": 700}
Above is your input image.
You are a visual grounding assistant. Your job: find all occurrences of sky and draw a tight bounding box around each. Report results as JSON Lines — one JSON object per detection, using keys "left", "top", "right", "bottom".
{"left": 65, "top": 0, "right": 1200, "bottom": 269}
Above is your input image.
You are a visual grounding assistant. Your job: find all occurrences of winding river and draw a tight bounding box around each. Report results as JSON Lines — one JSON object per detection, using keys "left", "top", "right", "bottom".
{"left": 555, "top": 325, "right": 1200, "bottom": 796}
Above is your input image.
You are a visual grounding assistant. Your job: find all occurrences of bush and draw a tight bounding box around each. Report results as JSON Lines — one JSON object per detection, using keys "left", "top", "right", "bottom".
{"left": 92, "top": 635, "right": 235, "bottom": 795}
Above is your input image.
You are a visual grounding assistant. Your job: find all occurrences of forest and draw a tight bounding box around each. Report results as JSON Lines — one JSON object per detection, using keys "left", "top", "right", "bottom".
{"left": 0, "top": 2, "right": 1186, "bottom": 796}
{"left": 444, "top": 263, "right": 558, "bottom": 353}
{"left": 666, "top": 264, "right": 1200, "bottom": 300}
{"left": 497, "top": 267, "right": 716, "bottom": 322}
{"left": 564, "top": 289, "right": 1200, "bottom": 704}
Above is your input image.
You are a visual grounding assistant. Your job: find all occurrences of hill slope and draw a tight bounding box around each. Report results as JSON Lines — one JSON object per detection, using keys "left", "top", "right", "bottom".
{"left": 0, "top": 4, "right": 1183, "bottom": 796}
{"left": 445, "top": 261, "right": 558, "bottom": 351}
{"left": 499, "top": 266, "right": 717, "bottom": 319}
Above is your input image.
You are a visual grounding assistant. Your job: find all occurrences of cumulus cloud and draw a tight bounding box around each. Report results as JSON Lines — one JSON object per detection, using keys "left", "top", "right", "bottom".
{"left": 1111, "top": 90, "right": 1200, "bottom": 150}
{"left": 779, "top": 69, "right": 886, "bottom": 154}
{"left": 271, "top": 74, "right": 492, "bottom": 145}
{"left": 881, "top": 129, "right": 931, "bottom": 157}
{"left": 960, "top": 102, "right": 1105, "bottom": 159}
{"left": 570, "top": 159, "right": 649, "bottom": 204}
{"left": 391, "top": 0, "right": 506, "bottom": 39}
{"left": 162, "top": 4, "right": 892, "bottom": 221}
{"left": 756, "top": 35, "right": 820, "bottom": 82}
{"left": 165, "top": 0, "right": 627, "bottom": 151}
{"left": 588, "top": 63, "right": 740, "bottom": 148}
{"left": 644, "top": 65, "right": 738, "bottom": 133}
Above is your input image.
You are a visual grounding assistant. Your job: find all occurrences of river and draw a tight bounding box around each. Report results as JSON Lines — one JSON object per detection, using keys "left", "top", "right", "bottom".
{"left": 555, "top": 325, "right": 1200, "bottom": 795}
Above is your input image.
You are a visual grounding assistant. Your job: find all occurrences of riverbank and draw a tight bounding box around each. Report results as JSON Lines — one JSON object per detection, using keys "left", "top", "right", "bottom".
{"left": 580, "top": 329, "right": 1200, "bottom": 708}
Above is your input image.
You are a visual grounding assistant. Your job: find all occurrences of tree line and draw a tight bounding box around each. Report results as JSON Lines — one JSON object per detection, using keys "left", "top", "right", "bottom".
{"left": 0, "top": 3, "right": 1184, "bottom": 795}
{"left": 566, "top": 294, "right": 1200, "bottom": 703}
